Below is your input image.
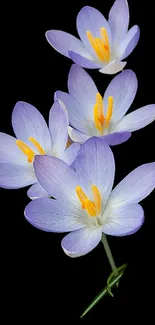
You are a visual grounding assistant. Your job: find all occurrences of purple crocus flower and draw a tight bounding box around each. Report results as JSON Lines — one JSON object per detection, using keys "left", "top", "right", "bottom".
{"left": 25, "top": 137, "right": 155, "bottom": 257}
{"left": 55, "top": 64, "right": 155, "bottom": 146}
{"left": 46, "top": 0, "right": 140, "bottom": 74}
{"left": 0, "top": 100, "right": 80, "bottom": 199}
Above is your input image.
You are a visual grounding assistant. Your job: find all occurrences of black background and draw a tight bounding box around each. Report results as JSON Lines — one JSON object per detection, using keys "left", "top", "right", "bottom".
{"left": 2, "top": 0, "right": 155, "bottom": 322}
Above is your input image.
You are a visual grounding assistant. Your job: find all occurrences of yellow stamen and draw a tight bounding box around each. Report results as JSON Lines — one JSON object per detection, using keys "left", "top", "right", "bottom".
{"left": 16, "top": 140, "right": 35, "bottom": 163}
{"left": 106, "top": 96, "right": 113, "bottom": 127}
{"left": 76, "top": 186, "right": 88, "bottom": 209}
{"left": 84, "top": 199, "right": 97, "bottom": 217}
{"left": 95, "top": 38, "right": 105, "bottom": 62}
{"left": 75, "top": 185, "right": 101, "bottom": 217}
{"left": 100, "top": 28, "right": 110, "bottom": 62}
{"left": 94, "top": 92, "right": 105, "bottom": 133}
{"left": 28, "top": 137, "right": 45, "bottom": 154}
{"left": 91, "top": 185, "right": 101, "bottom": 215}
{"left": 86, "top": 31, "right": 99, "bottom": 55}
{"left": 94, "top": 103, "right": 102, "bottom": 132}
{"left": 16, "top": 137, "right": 45, "bottom": 163}
{"left": 96, "top": 93, "right": 103, "bottom": 115}
{"left": 86, "top": 27, "right": 110, "bottom": 63}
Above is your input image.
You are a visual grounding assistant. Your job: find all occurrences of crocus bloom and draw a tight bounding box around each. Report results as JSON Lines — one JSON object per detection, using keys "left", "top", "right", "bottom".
{"left": 25, "top": 137, "right": 155, "bottom": 257}
{"left": 0, "top": 100, "right": 80, "bottom": 199}
{"left": 46, "top": 0, "right": 140, "bottom": 74}
{"left": 55, "top": 64, "right": 155, "bottom": 145}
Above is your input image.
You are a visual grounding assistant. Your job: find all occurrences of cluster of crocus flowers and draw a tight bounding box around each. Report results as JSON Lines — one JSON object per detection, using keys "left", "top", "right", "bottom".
{"left": 0, "top": 0, "right": 155, "bottom": 314}
{"left": 0, "top": 0, "right": 155, "bottom": 252}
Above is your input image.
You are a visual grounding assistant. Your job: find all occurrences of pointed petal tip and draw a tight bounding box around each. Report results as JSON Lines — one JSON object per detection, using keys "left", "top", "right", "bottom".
{"left": 13, "top": 100, "right": 28, "bottom": 111}
{"left": 33, "top": 154, "right": 43, "bottom": 168}
{"left": 77, "top": 5, "right": 94, "bottom": 14}
{"left": 54, "top": 91, "right": 58, "bottom": 101}
{"left": 45, "top": 29, "right": 57, "bottom": 41}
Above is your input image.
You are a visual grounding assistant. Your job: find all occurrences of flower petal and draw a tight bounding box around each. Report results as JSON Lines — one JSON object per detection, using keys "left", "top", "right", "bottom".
{"left": 45, "top": 30, "right": 89, "bottom": 58}
{"left": 0, "top": 162, "right": 36, "bottom": 189}
{"left": 74, "top": 137, "right": 115, "bottom": 206}
{"left": 101, "top": 131, "right": 131, "bottom": 145}
{"left": 27, "top": 182, "right": 49, "bottom": 200}
{"left": 49, "top": 100, "right": 68, "bottom": 156}
{"left": 108, "top": 163, "right": 155, "bottom": 207}
{"left": 108, "top": 0, "right": 129, "bottom": 44}
{"left": 68, "top": 127, "right": 131, "bottom": 146}
{"left": 68, "top": 50, "right": 102, "bottom": 69}
{"left": 61, "top": 143, "right": 81, "bottom": 165}
{"left": 76, "top": 6, "right": 112, "bottom": 56}
{"left": 54, "top": 91, "right": 87, "bottom": 133}
{"left": 102, "top": 204, "right": 144, "bottom": 236}
{"left": 120, "top": 25, "right": 140, "bottom": 60}
{"left": 34, "top": 155, "right": 79, "bottom": 204}
{"left": 25, "top": 197, "right": 85, "bottom": 232}
{"left": 103, "top": 70, "right": 137, "bottom": 126}
{"left": 112, "top": 105, "right": 155, "bottom": 132}
{"left": 12, "top": 102, "right": 52, "bottom": 154}
{"left": 61, "top": 227, "right": 102, "bottom": 257}
{"left": 99, "top": 60, "right": 126, "bottom": 74}
{"left": 68, "top": 127, "right": 90, "bottom": 144}
{"left": 0, "top": 132, "right": 27, "bottom": 165}
{"left": 68, "top": 64, "right": 98, "bottom": 121}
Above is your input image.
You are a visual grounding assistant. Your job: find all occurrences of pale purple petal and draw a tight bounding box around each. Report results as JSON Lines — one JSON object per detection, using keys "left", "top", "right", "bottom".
{"left": 61, "top": 227, "right": 102, "bottom": 257}
{"left": 76, "top": 6, "right": 112, "bottom": 57}
{"left": 112, "top": 105, "right": 155, "bottom": 132}
{"left": 68, "top": 127, "right": 131, "bottom": 146}
{"left": 61, "top": 143, "right": 81, "bottom": 165}
{"left": 27, "top": 182, "right": 49, "bottom": 200}
{"left": 99, "top": 60, "right": 126, "bottom": 74}
{"left": 68, "top": 50, "right": 102, "bottom": 69}
{"left": 45, "top": 30, "right": 89, "bottom": 58}
{"left": 102, "top": 204, "right": 144, "bottom": 236}
{"left": 74, "top": 137, "right": 115, "bottom": 206}
{"left": 0, "top": 132, "right": 27, "bottom": 165}
{"left": 68, "top": 127, "right": 90, "bottom": 144}
{"left": 103, "top": 70, "right": 137, "bottom": 126}
{"left": 12, "top": 102, "right": 51, "bottom": 154}
{"left": 68, "top": 65, "right": 98, "bottom": 121}
{"left": 34, "top": 155, "right": 80, "bottom": 205}
{"left": 108, "top": 0, "right": 129, "bottom": 44}
{"left": 108, "top": 163, "right": 155, "bottom": 207}
{"left": 49, "top": 100, "right": 68, "bottom": 156}
{"left": 54, "top": 91, "right": 88, "bottom": 133}
{"left": 25, "top": 197, "right": 85, "bottom": 232}
{"left": 101, "top": 131, "right": 131, "bottom": 145}
{"left": 120, "top": 25, "right": 140, "bottom": 60}
{"left": 0, "top": 162, "right": 36, "bottom": 189}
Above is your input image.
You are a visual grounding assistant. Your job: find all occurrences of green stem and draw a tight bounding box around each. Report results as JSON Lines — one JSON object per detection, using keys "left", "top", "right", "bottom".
{"left": 101, "top": 233, "right": 118, "bottom": 276}
{"left": 80, "top": 270, "right": 124, "bottom": 318}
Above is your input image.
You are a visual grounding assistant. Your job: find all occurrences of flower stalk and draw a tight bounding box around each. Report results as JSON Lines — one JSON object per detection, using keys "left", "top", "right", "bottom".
{"left": 101, "top": 233, "right": 118, "bottom": 276}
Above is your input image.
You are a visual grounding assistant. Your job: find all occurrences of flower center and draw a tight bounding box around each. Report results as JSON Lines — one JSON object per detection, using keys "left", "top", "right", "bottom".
{"left": 94, "top": 93, "right": 114, "bottom": 135}
{"left": 76, "top": 185, "right": 101, "bottom": 217}
{"left": 86, "top": 27, "right": 110, "bottom": 63}
{"left": 16, "top": 137, "right": 45, "bottom": 163}
{"left": 93, "top": 93, "right": 113, "bottom": 134}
